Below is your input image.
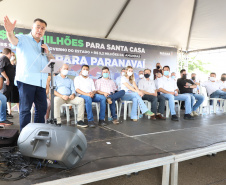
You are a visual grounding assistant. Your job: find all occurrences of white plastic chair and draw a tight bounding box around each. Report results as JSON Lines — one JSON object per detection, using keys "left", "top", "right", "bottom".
{"left": 92, "top": 102, "right": 100, "bottom": 121}
{"left": 107, "top": 101, "right": 119, "bottom": 119}
{"left": 200, "top": 86, "right": 226, "bottom": 114}
{"left": 60, "top": 104, "right": 78, "bottom": 123}
{"left": 30, "top": 105, "right": 35, "bottom": 123}
{"left": 142, "top": 100, "right": 152, "bottom": 119}
{"left": 207, "top": 97, "right": 225, "bottom": 114}
{"left": 118, "top": 100, "right": 141, "bottom": 120}
{"left": 165, "top": 100, "right": 180, "bottom": 118}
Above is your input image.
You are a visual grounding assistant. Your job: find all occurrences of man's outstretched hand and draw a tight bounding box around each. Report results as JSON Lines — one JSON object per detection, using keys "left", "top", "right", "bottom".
{"left": 4, "top": 16, "right": 16, "bottom": 33}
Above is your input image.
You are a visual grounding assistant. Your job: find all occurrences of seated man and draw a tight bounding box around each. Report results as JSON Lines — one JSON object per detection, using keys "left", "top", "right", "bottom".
{"left": 177, "top": 69, "right": 204, "bottom": 116}
{"left": 116, "top": 68, "right": 125, "bottom": 90}
{"left": 138, "top": 69, "right": 166, "bottom": 120}
{"left": 190, "top": 73, "right": 199, "bottom": 94}
{"left": 136, "top": 70, "right": 144, "bottom": 85}
{"left": 95, "top": 67, "right": 125, "bottom": 124}
{"left": 219, "top": 73, "right": 226, "bottom": 92}
{"left": 158, "top": 66, "right": 193, "bottom": 121}
{"left": 74, "top": 65, "right": 107, "bottom": 128}
{"left": 171, "top": 72, "right": 176, "bottom": 81}
{"left": 54, "top": 64, "right": 86, "bottom": 127}
{"left": 201, "top": 72, "right": 226, "bottom": 99}
{"left": 0, "top": 74, "right": 13, "bottom": 126}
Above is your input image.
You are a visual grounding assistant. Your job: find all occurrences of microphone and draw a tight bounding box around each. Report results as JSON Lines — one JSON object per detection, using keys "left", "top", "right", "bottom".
{"left": 41, "top": 38, "right": 44, "bottom": 55}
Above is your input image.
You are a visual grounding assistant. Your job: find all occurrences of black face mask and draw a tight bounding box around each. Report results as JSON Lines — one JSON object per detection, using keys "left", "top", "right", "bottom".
{"left": 182, "top": 74, "right": 187, "bottom": 79}
{"left": 157, "top": 66, "right": 160, "bottom": 69}
{"left": 144, "top": 74, "right": 150, "bottom": 78}
{"left": 191, "top": 76, "right": 196, "bottom": 80}
{"left": 221, "top": 77, "right": 226, "bottom": 81}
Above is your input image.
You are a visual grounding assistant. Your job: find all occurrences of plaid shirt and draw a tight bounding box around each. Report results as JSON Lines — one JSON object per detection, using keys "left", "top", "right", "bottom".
{"left": 95, "top": 77, "right": 117, "bottom": 94}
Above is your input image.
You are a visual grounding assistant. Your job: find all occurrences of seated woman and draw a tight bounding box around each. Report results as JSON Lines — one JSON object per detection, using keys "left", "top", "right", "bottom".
{"left": 121, "top": 66, "right": 154, "bottom": 121}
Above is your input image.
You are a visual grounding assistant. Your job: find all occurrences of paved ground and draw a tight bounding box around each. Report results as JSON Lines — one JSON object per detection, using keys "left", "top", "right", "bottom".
{"left": 1, "top": 110, "right": 226, "bottom": 185}
{"left": 88, "top": 151, "right": 226, "bottom": 185}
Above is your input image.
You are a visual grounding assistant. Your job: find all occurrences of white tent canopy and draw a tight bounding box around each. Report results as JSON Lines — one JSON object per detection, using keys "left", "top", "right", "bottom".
{"left": 0, "top": 0, "right": 225, "bottom": 52}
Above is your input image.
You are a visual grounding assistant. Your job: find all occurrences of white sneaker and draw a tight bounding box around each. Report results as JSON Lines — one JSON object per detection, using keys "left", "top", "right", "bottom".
{"left": 190, "top": 112, "right": 194, "bottom": 116}
{"left": 192, "top": 111, "right": 199, "bottom": 116}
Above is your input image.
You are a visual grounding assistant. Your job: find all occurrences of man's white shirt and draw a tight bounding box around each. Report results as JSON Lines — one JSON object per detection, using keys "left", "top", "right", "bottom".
{"left": 74, "top": 75, "right": 96, "bottom": 96}
{"left": 200, "top": 81, "right": 222, "bottom": 96}
{"left": 158, "top": 76, "right": 178, "bottom": 92}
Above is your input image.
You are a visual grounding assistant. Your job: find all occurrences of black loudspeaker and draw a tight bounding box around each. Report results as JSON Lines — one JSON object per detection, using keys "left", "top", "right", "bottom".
{"left": 17, "top": 123, "right": 87, "bottom": 169}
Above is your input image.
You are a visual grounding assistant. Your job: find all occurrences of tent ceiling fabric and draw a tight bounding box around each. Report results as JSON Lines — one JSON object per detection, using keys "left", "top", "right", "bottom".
{"left": 108, "top": 0, "right": 194, "bottom": 50}
{"left": 188, "top": 0, "right": 226, "bottom": 51}
{"left": 0, "top": 0, "right": 127, "bottom": 37}
{"left": 0, "top": 0, "right": 225, "bottom": 51}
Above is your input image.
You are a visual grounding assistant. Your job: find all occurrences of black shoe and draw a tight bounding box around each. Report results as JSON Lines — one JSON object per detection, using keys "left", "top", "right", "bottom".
{"left": 98, "top": 120, "right": 107, "bottom": 126}
{"left": 184, "top": 114, "right": 195, "bottom": 120}
{"left": 77, "top": 120, "right": 88, "bottom": 128}
{"left": 7, "top": 113, "right": 13, "bottom": 119}
{"left": 171, "top": 115, "right": 179, "bottom": 121}
{"left": 88, "top": 121, "right": 96, "bottom": 128}
{"left": 0, "top": 120, "right": 13, "bottom": 126}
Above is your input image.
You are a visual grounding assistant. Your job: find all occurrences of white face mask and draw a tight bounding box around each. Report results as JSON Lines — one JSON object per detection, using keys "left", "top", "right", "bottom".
{"left": 121, "top": 72, "right": 125, "bottom": 76}
{"left": 61, "top": 69, "right": 68, "bottom": 76}
{"left": 10, "top": 56, "right": 15, "bottom": 61}
{"left": 139, "top": 74, "right": 144, "bottom": 79}
{"left": 127, "top": 71, "right": 133, "bottom": 77}
{"left": 210, "top": 77, "right": 216, "bottom": 81}
{"left": 82, "top": 70, "right": 89, "bottom": 76}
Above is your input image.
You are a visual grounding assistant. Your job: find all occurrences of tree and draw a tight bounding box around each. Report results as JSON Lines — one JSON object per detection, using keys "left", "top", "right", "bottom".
{"left": 178, "top": 53, "right": 210, "bottom": 74}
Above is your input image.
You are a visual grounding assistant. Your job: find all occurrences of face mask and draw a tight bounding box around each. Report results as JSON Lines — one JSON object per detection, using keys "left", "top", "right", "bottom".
{"left": 10, "top": 56, "right": 15, "bottom": 61}
{"left": 171, "top": 76, "right": 175, "bottom": 79}
{"left": 103, "top": 73, "right": 109, "bottom": 78}
{"left": 82, "top": 70, "right": 89, "bottom": 76}
{"left": 221, "top": 77, "right": 226, "bottom": 81}
{"left": 210, "top": 77, "right": 216, "bottom": 81}
{"left": 182, "top": 74, "right": 187, "bottom": 79}
{"left": 139, "top": 74, "right": 144, "bottom": 79}
{"left": 144, "top": 74, "right": 150, "bottom": 78}
{"left": 61, "top": 70, "right": 68, "bottom": 76}
{"left": 192, "top": 76, "right": 196, "bottom": 80}
{"left": 157, "top": 66, "right": 160, "bottom": 69}
{"left": 127, "top": 71, "right": 133, "bottom": 77}
{"left": 164, "top": 71, "right": 169, "bottom": 76}
{"left": 121, "top": 72, "right": 125, "bottom": 76}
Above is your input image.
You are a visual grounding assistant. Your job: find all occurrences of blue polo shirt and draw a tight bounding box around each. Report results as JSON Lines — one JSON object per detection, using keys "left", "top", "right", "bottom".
{"left": 13, "top": 33, "right": 49, "bottom": 88}
{"left": 54, "top": 74, "right": 76, "bottom": 96}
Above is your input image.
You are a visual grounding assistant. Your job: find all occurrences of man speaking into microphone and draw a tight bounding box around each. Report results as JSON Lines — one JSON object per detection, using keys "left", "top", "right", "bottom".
{"left": 3, "top": 16, "right": 54, "bottom": 130}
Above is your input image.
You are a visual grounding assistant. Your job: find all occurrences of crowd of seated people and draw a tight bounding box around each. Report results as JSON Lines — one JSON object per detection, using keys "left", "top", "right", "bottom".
{"left": 1, "top": 54, "right": 226, "bottom": 128}
{"left": 49, "top": 63, "right": 226, "bottom": 128}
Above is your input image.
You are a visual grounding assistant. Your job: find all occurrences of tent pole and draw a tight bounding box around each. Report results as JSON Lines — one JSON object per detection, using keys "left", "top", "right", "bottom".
{"left": 185, "top": 0, "right": 197, "bottom": 52}
{"left": 105, "top": 0, "right": 131, "bottom": 38}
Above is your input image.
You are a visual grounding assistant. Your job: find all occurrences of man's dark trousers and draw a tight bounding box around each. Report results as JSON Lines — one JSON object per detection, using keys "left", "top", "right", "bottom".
{"left": 17, "top": 81, "right": 47, "bottom": 130}
{"left": 142, "top": 94, "right": 165, "bottom": 114}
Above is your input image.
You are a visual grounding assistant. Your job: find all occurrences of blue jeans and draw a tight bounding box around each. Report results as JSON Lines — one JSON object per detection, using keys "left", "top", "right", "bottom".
{"left": 162, "top": 93, "right": 191, "bottom": 115}
{"left": 17, "top": 81, "right": 47, "bottom": 131}
{"left": 108, "top": 90, "right": 125, "bottom": 119}
{"left": 184, "top": 93, "right": 204, "bottom": 111}
{"left": 80, "top": 94, "right": 106, "bottom": 122}
{"left": 0, "top": 93, "right": 7, "bottom": 121}
{"left": 121, "top": 92, "right": 149, "bottom": 119}
{"left": 210, "top": 90, "right": 226, "bottom": 99}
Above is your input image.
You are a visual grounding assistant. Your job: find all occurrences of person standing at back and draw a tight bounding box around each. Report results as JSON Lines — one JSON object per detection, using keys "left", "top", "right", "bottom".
{"left": 3, "top": 16, "right": 55, "bottom": 130}
{"left": 153, "top": 63, "right": 162, "bottom": 80}
{"left": 0, "top": 48, "right": 15, "bottom": 119}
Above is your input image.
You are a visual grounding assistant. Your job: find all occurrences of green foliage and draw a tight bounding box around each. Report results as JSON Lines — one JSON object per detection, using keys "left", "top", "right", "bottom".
{"left": 178, "top": 55, "right": 210, "bottom": 74}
